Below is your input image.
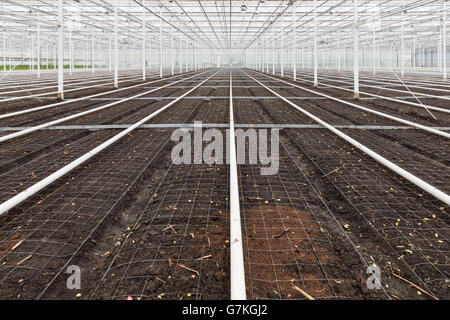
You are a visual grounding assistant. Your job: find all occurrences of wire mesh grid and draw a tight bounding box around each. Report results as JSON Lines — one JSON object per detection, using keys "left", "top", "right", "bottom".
{"left": 286, "top": 128, "right": 449, "bottom": 299}
{"left": 0, "top": 70, "right": 228, "bottom": 299}
{"left": 93, "top": 73, "right": 231, "bottom": 299}
{"left": 0, "top": 129, "right": 173, "bottom": 299}
{"left": 342, "top": 129, "right": 450, "bottom": 193}
{"left": 93, "top": 153, "right": 230, "bottom": 300}
{"left": 237, "top": 69, "right": 448, "bottom": 299}
{"left": 232, "top": 72, "right": 377, "bottom": 300}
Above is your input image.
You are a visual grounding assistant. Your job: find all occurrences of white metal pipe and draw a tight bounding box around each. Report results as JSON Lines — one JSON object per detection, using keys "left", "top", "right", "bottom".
{"left": 37, "top": 11, "right": 40, "bottom": 78}
{"left": 281, "top": 25, "right": 284, "bottom": 77}
{"left": 229, "top": 69, "right": 247, "bottom": 300}
{"left": 286, "top": 71, "right": 450, "bottom": 115}
{"left": 142, "top": 0, "right": 146, "bottom": 81}
{"left": 0, "top": 74, "right": 141, "bottom": 103}
{"left": 255, "top": 71, "right": 450, "bottom": 138}
{"left": 91, "top": 27, "right": 95, "bottom": 74}
{"left": 401, "top": 11, "right": 405, "bottom": 77}
{"left": 373, "top": 29, "right": 376, "bottom": 75}
{"left": 244, "top": 70, "right": 450, "bottom": 206}
{"left": 109, "top": 34, "right": 112, "bottom": 72}
{"left": 0, "top": 70, "right": 209, "bottom": 143}
{"left": 444, "top": 0, "right": 447, "bottom": 80}
{"left": 160, "top": 5, "right": 163, "bottom": 78}
{"left": 272, "top": 25, "right": 275, "bottom": 75}
{"left": 171, "top": 23, "right": 174, "bottom": 76}
{"left": 353, "top": 0, "right": 359, "bottom": 99}
{"left": 0, "top": 70, "right": 219, "bottom": 217}
{"left": 114, "top": 0, "right": 118, "bottom": 88}
{"left": 337, "top": 33, "right": 341, "bottom": 72}
{"left": 2, "top": 30, "right": 5, "bottom": 72}
{"left": 57, "top": 0, "right": 64, "bottom": 100}
{"left": 69, "top": 20, "right": 72, "bottom": 75}
{"left": 313, "top": 0, "right": 318, "bottom": 87}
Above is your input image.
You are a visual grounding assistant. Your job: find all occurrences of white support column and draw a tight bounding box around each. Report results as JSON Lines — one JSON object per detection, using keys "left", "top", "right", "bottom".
{"left": 114, "top": 0, "right": 119, "bottom": 88}
{"left": 265, "top": 32, "right": 269, "bottom": 73}
{"left": 401, "top": 11, "right": 405, "bottom": 77}
{"left": 353, "top": 0, "right": 359, "bottom": 99}
{"left": 373, "top": 29, "right": 376, "bottom": 74}
{"left": 179, "top": 29, "right": 183, "bottom": 73}
{"left": 109, "top": 34, "right": 112, "bottom": 72}
{"left": 69, "top": 20, "right": 73, "bottom": 75}
{"left": 337, "top": 33, "right": 340, "bottom": 72}
{"left": 142, "top": 0, "right": 146, "bottom": 81}
{"left": 444, "top": 0, "right": 447, "bottom": 80}
{"left": 57, "top": 0, "right": 64, "bottom": 100}
{"left": 37, "top": 11, "right": 41, "bottom": 78}
{"left": 272, "top": 25, "right": 275, "bottom": 75}
{"left": 293, "top": 5, "right": 297, "bottom": 81}
{"left": 91, "top": 27, "right": 95, "bottom": 74}
{"left": 313, "top": 0, "right": 318, "bottom": 87}
{"left": 159, "top": 5, "right": 163, "bottom": 78}
{"left": 185, "top": 38, "right": 188, "bottom": 72}
{"left": 3, "top": 30, "right": 5, "bottom": 72}
{"left": 413, "top": 31, "right": 416, "bottom": 70}
{"left": 31, "top": 37, "right": 34, "bottom": 72}
{"left": 171, "top": 23, "right": 174, "bottom": 75}
{"left": 281, "top": 24, "right": 284, "bottom": 77}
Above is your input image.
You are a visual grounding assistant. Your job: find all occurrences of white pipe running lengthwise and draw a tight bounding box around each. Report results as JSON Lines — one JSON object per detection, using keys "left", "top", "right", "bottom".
{"left": 0, "top": 70, "right": 209, "bottom": 143}
{"left": 258, "top": 71, "right": 450, "bottom": 139}
{"left": 243, "top": 70, "right": 450, "bottom": 206}
{"left": 229, "top": 70, "right": 246, "bottom": 300}
{"left": 0, "top": 70, "right": 219, "bottom": 217}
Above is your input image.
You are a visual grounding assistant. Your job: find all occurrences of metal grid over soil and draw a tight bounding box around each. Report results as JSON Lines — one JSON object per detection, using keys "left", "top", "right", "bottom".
{"left": 0, "top": 67, "right": 448, "bottom": 300}
{"left": 0, "top": 69, "right": 231, "bottom": 299}
{"left": 239, "top": 68, "right": 449, "bottom": 299}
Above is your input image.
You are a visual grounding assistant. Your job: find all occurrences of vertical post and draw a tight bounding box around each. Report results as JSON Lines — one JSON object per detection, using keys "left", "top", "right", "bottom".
{"left": 293, "top": 5, "right": 297, "bottom": 81}
{"left": 185, "top": 38, "right": 188, "bottom": 72}
{"left": 69, "top": 19, "right": 72, "bottom": 75}
{"left": 401, "top": 10, "right": 405, "bottom": 77}
{"left": 159, "top": 5, "right": 163, "bottom": 78}
{"left": 37, "top": 11, "right": 41, "bottom": 78}
{"left": 114, "top": 0, "right": 118, "bottom": 88}
{"left": 109, "top": 34, "right": 112, "bottom": 72}
{"left": 313, "top": 0, "right": 318, "bottom": 87}
{"left": 337, "top": 32, "right": 340, "bottom": 72}
{"left": 272, "top": 25, "right": 275, "bottom": 74}
{"left": 2, "top": 30, "right": 5, "bottom": 72}
{"left": 353, "top": 0, "right": 359, "bottom": 99}
{"left": 171, "top": 22, "right": 174, "bottom": 75}
{"left": 413, "top": 31, "right": 416, "bottom": 70}
{"left": 373, "top": 29, "right": 376, "bottom": 74}
{"left": 179, "top": 29, "right": 182, "bottom": 73}
{"left": 444, "top": 0, "right": 447, "bottom": 80}
{"left": 281, "top": 24, "right": 284, "bottom": 77}
{"left": 57, "top": 0, "right": 64, "bottom": 100}
{"left": 142, "top": 0, "right": 146, "bottom": 81}
{"left": 91, "top": 27, "right": 95, "bottom": 73}
{"left": 31, "top": 37, "right": 34, "bottom": 72}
